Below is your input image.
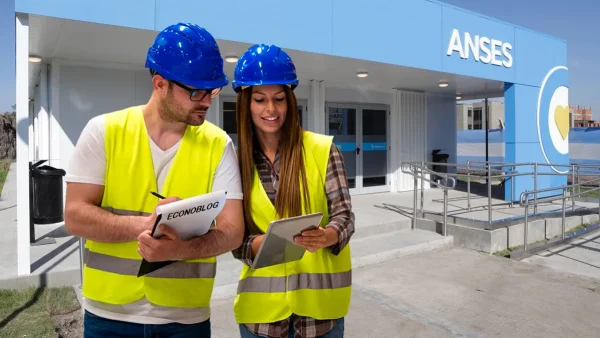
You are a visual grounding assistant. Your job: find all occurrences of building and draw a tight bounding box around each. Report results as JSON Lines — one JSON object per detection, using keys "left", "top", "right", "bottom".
{"left": 456, "top": 101, "right": 505, "bottom": 130}
{"left": 14, "top": 0, "right": 569, "bottom": 275}
{"left": 570, "top": 106, "right": 599, "bottom": 127}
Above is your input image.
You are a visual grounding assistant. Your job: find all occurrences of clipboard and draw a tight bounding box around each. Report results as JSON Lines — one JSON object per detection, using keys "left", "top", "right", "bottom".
{"left": 251, "top": 212, "right": 324, "bottom": 270}
{"left": 137, "top": 190, "right": 227, "bottom": 277}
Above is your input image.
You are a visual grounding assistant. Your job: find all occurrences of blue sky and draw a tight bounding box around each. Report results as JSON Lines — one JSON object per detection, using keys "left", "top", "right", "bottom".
{"left": 0, "top": 0, "right": 598, "bottom": 117}
{"left": 0, "top": 0, "right": 14, "bottom": 113}
{"left": 443, "top": 0, "right": 600, "bottom": 118}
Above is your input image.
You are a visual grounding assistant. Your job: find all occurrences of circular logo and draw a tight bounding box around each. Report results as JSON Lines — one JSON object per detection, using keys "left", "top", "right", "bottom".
{"left": 537, "top": 66, "right": 569, "bottom": 173}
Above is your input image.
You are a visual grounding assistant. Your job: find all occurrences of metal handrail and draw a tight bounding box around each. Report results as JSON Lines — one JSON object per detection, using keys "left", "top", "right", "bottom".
{"left": 520, "top": 176, "right": 600, "bottom": 206}
{"left": 401, "top": 162, "right": 456, "bottom": 189}
{"left": 405, "top": 159, "right": 600, "bottom": 227}
{"left": 401, "top": 161, "right": 456, "bottom": 236}
{"left": 517, "top": 176, "right": 600, "bottom": 251}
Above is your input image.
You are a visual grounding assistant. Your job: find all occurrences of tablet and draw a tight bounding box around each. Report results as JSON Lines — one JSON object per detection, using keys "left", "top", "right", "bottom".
{"left": 251, "top": 212, "right": 324, "bottom": 270}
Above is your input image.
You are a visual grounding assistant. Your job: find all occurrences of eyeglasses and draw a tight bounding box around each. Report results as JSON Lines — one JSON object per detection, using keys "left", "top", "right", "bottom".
{"left": 170, "top": 79, "right": 222, "bottom": 102}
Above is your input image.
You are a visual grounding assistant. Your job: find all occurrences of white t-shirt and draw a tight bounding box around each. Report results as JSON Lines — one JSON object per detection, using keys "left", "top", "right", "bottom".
{"left": 65, "top": 113, "right": 243, "bottom": 324}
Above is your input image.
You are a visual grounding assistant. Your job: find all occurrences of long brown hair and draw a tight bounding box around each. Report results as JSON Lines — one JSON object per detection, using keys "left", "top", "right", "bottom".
{"left": 235, "top": 85, "right": 311, "bottom": 234}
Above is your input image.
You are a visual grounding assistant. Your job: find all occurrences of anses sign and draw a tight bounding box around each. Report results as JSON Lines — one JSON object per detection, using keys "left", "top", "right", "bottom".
{"left": 446, "top": 29, "right": 513, "bottom": 68}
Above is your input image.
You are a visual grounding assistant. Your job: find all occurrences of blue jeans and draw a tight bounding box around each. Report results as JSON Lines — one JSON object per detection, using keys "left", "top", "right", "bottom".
{"left": 239, "top": 317, "right": 344, "bottom": 338}
{"left": 84, "top": 310, "right": 211, "bottom": 338}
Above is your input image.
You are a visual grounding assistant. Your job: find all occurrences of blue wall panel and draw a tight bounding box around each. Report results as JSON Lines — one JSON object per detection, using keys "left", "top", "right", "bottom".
{"left": 16, "top": 0, "right": 155, "bottom": 30}
{"left": 16, "top": 0, "right": 567, "bottom": 87}
{"left": 457, "top": 129, "right": 504, "bottom": 143}
{"left": 332, "top": 0, "right": 442, "bottom": 71}
{"left": 441, "top": 6, "right": 515, "bottom": 83}
{"left": 504, "top": 83, "right": 540, "bottom": 143}
{"left": 514, "top": 28, "right": 568, "bottom": 88}
{"left": 154, "top": 0, "right": 334, "bottom": 55}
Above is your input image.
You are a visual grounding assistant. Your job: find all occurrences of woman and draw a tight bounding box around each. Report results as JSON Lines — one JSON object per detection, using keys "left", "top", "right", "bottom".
{"left": 231, "top": 44, "right": 355, "bottom": 338}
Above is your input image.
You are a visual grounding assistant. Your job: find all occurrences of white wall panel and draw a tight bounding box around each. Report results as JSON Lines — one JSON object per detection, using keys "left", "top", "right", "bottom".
{"left": 427, "top": 94, "right": 457, "bottom": 169}
{"left": 57, "top": 65, "right": 149, "bottom": 171}
{"left": 397, "top": 90, "right": 427, "bottom": 191}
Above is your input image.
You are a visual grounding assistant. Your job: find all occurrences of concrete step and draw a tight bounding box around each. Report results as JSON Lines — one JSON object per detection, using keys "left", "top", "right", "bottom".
{"left": 0, "top": 225, "right": 450, "bottom": 291}
{"left": 211, "top": 229, "right": 453, "bottom": 299}
{"left": 215, "top": 219, "right": 414, "bottom": 266}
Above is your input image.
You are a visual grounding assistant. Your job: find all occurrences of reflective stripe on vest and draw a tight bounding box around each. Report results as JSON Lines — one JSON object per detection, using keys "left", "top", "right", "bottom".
{"left": 101, "top": 206, "right": 150, "bottom": 217}
{"left": 234, "top": 131, "right": 352, "bottom": 324}
{"left": 237, "top": 271, "right": 352, "bottom": 294}
{"left": 81, "top": 106, "right": 227, "bottom": 308}
{"left": 84, "top": 249, "right": 216, "bottom": 279}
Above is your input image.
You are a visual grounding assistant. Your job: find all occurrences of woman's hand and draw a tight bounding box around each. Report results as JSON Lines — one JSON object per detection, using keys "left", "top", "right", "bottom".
{"left": 293, "top": 227, "right": 337, "bottom": 253}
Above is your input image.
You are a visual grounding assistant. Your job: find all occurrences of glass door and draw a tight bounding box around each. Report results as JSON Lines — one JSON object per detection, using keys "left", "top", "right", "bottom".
{"left": 360, "top": 108, "right": 389, "bottom": 194}
{"left": 326, "top": 104, "right": 389, "bottom": 195}
{"left": 326, "top": 106, "right": 358, "bottom": 194}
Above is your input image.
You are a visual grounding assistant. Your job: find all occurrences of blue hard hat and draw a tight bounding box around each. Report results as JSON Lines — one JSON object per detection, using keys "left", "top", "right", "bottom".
{"left": 145, "top": 23, "right": 228, "bottom": 90}
{"left": 232, "top": 44, "right": 298, "bottom": 93}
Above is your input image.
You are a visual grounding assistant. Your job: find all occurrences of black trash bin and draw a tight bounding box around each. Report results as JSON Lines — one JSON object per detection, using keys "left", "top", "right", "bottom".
{"left": 431, "top": 149, "right": 449, "bottom": 185}
{"left": 30, "top": 160, "right": 66, "bottom": 225}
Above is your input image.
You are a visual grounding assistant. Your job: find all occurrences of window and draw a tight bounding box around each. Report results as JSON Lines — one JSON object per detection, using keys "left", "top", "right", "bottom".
{"left": 473, "top": 108, "right": 483, "bottom": 130}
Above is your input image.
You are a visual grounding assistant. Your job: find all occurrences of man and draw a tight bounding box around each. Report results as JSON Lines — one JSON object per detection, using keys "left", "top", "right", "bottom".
{"left": 64, "top": 22, "right": 244, "bottom": 337}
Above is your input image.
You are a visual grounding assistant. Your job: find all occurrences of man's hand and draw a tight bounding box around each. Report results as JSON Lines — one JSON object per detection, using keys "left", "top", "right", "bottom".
{"left": 138, "top": 224, "right": 186, "bottom": 262}
{"left": 142, "top": 196, "right": 181, "bottom": 233}
{"left": 293, "top": 227, "right": 338, "bottom": 253}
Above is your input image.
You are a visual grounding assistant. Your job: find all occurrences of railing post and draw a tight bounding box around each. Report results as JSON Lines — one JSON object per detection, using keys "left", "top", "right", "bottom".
{"left": 510, "top": 165, "right": 515, "bottom": 208}
{"left": 420, "top": 161, "right": 424, "bottom": 214}
{"left": 571, "top": 164, "right": 576, "bottom": 210}
{"left": 413, "top": 166, "right": 418, "bottom": 231}
{"left": 576, "top": 166, "right": 580, "bottom": 205}
{"left": 562, "top": 189, "right": 567, "bottom": 240}
{"left": 524, "top": 196, "right": 529, "bottom": 252}
{"left": 534, "top": 163, "right": 538, "bottom": 215}
{"left": 79, "top": 237, "right": 84, "bottom": 287}
{"left": 488, "top": 164, "right": 492, "bottom": 226}
{"left": 443, "top": 188, "right": 448, "bottom": 236}
{"left": 467, "top": 169, "right": 471, "bottom": 211}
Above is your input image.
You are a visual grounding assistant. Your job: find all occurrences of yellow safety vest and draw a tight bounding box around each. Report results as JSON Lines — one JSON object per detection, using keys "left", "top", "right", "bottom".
{"left": 81, "top": 106, "right": 227, "bottom": 310}
{"left": 234, "top": 131, "right": 352, "bottom": 324}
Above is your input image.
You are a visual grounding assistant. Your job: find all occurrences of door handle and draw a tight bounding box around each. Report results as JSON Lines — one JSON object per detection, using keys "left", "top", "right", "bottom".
{"left": 356, "top": 147, "right": 361, "bottom": 155}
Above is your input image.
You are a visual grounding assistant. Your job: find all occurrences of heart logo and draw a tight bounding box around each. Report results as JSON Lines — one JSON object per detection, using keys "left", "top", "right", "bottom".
{"left": 554, "top": 105, "right": 569, "bottom": 140}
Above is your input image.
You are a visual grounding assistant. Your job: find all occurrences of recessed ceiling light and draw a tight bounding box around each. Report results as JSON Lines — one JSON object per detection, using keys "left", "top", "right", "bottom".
{"left": 225, "top": 55, "right": 239, "bottom": 63}
{"left": 456, "top": 96, "right": 462, "bottom": 100}
{"left": 438, "top": 80, "right": 449, "bottom": 88}
{"left": 28, "top": 55, "right": 42, "bottom": 63}
{"left": 356, "top": 71, "right": 368, "bottom": 78}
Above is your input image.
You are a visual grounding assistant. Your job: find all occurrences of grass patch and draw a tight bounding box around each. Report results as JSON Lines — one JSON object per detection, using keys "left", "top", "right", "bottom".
{"left": 0, "top": 286, "right": 81, "bottom": 338}
{"left": 0, "top": 160, "right": 11, "bottom": 197}
{"left": 569, "top": 186, "right": 600, "bottom": 199}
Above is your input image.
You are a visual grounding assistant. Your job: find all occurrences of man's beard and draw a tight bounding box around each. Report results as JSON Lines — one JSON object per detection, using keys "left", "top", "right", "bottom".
{"left": 158, "top": 92, "right": 206, "bottom": 126}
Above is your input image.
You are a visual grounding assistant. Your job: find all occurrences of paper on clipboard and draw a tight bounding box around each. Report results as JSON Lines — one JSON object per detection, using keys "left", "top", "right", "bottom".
{"left": 151, "top": 190, "right": 227, "bottom": 240}
{"left": 137, "top": 190, "right": 227, "bottom": 277}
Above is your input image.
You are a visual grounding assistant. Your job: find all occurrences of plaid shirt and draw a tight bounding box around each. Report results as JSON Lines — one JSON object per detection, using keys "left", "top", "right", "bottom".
{"left": 232, "top": 142, "right": 355, "bottom": 338}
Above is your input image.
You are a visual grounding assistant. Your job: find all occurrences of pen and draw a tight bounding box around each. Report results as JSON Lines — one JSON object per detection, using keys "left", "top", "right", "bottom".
{"left": 150, "top": 191, "right": 166, "bottom": 199}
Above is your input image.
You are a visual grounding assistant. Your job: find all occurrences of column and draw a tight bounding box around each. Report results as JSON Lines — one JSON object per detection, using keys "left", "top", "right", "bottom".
{"left": 504, "top": 81, "right": 569, "bottom": 202}
{"left": 390, "top": 89, "right": 400, "bottom": 192}
{"left": 38, "top": 64, "right": 50, "bottom": 161}
{"left": 308, "top": 80, "right": 325, "bottom": 134}
{"left": 16, "top": 13, "right": 31, "bottom": 275}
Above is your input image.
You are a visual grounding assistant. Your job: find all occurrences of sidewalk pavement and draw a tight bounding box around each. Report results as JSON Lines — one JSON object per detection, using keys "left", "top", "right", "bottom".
{"left": 78, "top": 246, "right": 600, "bottom": 338}
{"left": 0, "top": 162, "right": 17, "bottom": 277}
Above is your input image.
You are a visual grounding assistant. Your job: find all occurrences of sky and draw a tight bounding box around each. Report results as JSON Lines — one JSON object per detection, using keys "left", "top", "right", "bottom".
{"left": 0, "top": 0, "right": 598, "bottom": 117}
{"left": 0, "top": 0, "right": 14, "bottom": 113}
{"left": 442, "top": 0, "right": 600, "bottom": 118}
